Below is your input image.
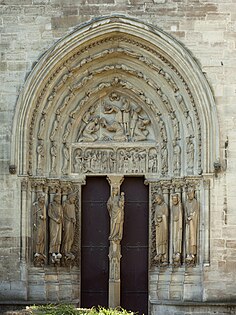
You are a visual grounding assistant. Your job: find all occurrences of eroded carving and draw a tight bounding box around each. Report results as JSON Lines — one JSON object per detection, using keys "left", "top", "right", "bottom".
{"left": 61, "top": 192, "right": 77, "bottom": 263}
{"left": 48, "top": 194, "right": 63, "bottom": 264}
{"left": 107, "top": 188, "right": 125, "bottom": 242}
{"left": 62, "top": 143, "right": 70, "bottom": 175}
{"left": 154, "top": 193, "right": 169, "bottom": 266}
{"left": 37, "top": 140, "right": 45, "bottom": 175}
{"left": 185, "top": 188, "right": 199, "bottom": 266}
{"left": 33, "top": 193, "right": 47, "bottom": 267}
{"left": 172, "top": 194, "right": 183, "bottom": 266}
{"left": 72, "top": 146, "right": 158, "bottom": 175}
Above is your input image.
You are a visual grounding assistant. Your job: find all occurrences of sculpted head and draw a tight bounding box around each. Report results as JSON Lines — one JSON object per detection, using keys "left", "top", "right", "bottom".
{"left": 53, "top": 194, "right": 61, "bottom": 204}
{"left": 38, "top": 193, "right": 45, "bottom": 204}
{"left": 68, "top": 192, "right": 77, "bottom": 203}
{"left": 172, "top": 194, "right": 179, "bottom": 205}
{"left": 155, "top": 194, "right": 164, "bottom": 205}
{"left": 187, "top": 189, "right": 195, "bottom": 200}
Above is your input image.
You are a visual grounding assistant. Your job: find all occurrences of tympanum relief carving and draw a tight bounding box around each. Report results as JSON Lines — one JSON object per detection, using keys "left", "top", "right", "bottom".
{"left": 77, "top": 94, "right": 153, "bottom": 143}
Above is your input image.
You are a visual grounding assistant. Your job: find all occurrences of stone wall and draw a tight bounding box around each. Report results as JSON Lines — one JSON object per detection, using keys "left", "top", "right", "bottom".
{"left": 0, "top": 0, "right": 236, "bottom": 312}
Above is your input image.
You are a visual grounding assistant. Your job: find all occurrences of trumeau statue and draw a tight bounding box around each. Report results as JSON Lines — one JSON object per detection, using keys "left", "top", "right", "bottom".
{"left": 171, "top": 194, "right": 183, "bottom": 266}
{"left": 185, "top": 188, "right": 199, "bottom": 265}
{"left": 33, "top": 193, "right": 46, "bottom": 266}
{"left": 107, "top": 188, "right": 125, "bottom": 242}
{"left": 61, "top": 193, "right": 77, "bottom": 261}
{"left": 48, "top": 194, "right": 63, "bottom": 263}
{"left": 154, "top": 194, "right": 169, "bottom": 266}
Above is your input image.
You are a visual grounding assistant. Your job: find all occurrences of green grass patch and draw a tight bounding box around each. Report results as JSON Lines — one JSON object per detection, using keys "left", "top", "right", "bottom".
{"left": 29, "top": 304, "right": 136, "bottom": 315}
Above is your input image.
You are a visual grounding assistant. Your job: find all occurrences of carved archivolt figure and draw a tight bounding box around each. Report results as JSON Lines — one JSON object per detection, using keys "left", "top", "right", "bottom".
{"left": 50, "top": 142, "right": 57, "bottom": 174}
{"left": 38, "top": 115, "right": 46, "bottom": 140}
{"left": 50, "top": 114, "right": 60, "bottom": 141}
{"left": 187, "top": 137, "right": 194, "bottom": 173}
{"left": 185, "top": 189, "right": 199, "bottom": 265}
{"left": 185, "top": 111, "right": 194, "bottom": 137}
{"left": 172, "top": 194, "right": 183, "bottom": 266}
{"left": 173, "top": 141, "right": 181, "bottom": 176}
{"left": 33, "top": 193, "right": 46, "bottom": 257}
{"left": 62, "top": 143, "right": 70, "bottom": 175}
{"left": 62, "top": 118, "right": 73, "bottom": 143}
{"left": 107, "top": 188, "right": 125, "bottom": 242}
{"left": 61, "top": 193, "right": 77, "bottom": 255}
{"left": 161, "top": 142, "right": 168, "bottom": 176}
{"left": 37, "top": 140, "right": 45, "bottom": 175}
{"left": 48, "top": 194, "right": 63, "bottom": 259}
{"left": 79, "top": 117, "right": 100, "bottom": 142}
{"left": 154, "top": 194, "right": 169, "bottom": 265}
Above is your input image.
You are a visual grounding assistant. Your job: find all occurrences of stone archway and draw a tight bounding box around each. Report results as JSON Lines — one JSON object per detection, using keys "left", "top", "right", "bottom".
{"left": 11, "top": 15, "right": 219, "bottom": 307}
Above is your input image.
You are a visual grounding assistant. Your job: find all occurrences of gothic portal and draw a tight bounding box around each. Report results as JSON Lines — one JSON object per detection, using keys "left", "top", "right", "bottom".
{"left": 12, "top": 16, "right": 219, "bottom": 312}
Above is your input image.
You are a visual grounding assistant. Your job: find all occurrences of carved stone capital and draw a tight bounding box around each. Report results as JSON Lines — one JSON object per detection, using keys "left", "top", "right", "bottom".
{"left": 21, "top": 178, "right": 28, "bottom": 191}
{"left": 107, "top": 175, "right": 124, "bottom": 191}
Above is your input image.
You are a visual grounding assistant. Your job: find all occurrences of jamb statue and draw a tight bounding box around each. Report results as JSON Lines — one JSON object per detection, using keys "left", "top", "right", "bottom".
{"left": 154, "top": 194, "right": 169, "bottom": 266}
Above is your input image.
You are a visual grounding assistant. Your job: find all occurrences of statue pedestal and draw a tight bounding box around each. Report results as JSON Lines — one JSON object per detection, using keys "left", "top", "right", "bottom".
{"left": 109, "top": 280, "right": 120, "bottom": 308}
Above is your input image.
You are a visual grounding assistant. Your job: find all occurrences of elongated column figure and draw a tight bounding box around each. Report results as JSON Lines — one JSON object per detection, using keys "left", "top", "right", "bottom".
{"left": 171, "top": 194, "right": 183, "bottom": 266}
{"left": 154, "top": 193, "right": 169, "bottom": 266}
{"left": 185, "top": 188, "right": 199, "bottom": 265}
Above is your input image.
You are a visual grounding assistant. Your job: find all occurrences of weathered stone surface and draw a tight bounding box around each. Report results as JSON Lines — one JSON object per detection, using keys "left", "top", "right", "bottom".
{"left": 0, "top": 1, "right": 235, "bottom": 314}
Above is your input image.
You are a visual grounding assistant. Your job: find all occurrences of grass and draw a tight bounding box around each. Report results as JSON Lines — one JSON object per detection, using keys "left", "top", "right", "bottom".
{"left": 28, "top": 305, "right": 136, "bottom": 315}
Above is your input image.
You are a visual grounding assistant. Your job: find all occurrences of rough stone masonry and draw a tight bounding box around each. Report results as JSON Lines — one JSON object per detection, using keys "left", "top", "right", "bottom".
{"left": 0, "top": 1, "right": 236, "bottom": 314}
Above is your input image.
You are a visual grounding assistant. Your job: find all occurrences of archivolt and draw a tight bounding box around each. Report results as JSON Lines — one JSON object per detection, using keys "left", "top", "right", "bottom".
{"left": 12, "top": 15, "right": 219, "bottom": 177}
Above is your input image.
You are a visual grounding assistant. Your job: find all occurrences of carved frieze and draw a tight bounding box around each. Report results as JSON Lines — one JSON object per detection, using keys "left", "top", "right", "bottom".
{"left": 72, "top": 146, "right": 159, "bottom": 175}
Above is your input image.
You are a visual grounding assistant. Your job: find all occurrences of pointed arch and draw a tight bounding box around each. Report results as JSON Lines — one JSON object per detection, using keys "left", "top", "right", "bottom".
{"left": 11, "top": 15, "right": 219, "bottom": 177}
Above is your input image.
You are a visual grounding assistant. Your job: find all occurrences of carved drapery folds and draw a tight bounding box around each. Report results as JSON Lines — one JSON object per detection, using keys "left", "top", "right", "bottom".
{"left": 150, "top": 178, "right": 201, "bottom": 267}
{"left": 13, "top": 17, "right": 217, "bottom": 278}
{"left": 31, "top": 179, "right": 80, "bottom": 267}
{"left": 14, "top": 17, "right": 219, "bottom": 179}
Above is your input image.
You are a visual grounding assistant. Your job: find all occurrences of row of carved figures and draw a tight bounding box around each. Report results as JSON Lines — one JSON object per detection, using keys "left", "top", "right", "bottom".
{"left": 36, "top": 137, "right": 195, "bottom": 176}
{"left": 152, "top": 189, "right": 199, "bottom": 267}
{"left": 33, "top": 192, "right": 78, "bottom": 267}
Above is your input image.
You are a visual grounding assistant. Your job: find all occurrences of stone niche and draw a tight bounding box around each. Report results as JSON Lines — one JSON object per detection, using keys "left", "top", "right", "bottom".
{"left": 12, "top": 15, "right": 219, "bottom": 313}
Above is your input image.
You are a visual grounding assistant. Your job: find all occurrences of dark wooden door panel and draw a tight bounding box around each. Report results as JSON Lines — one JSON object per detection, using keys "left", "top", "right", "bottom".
{"left": 121, "top": 177, "right": 149, "bottom": 315}
{"left": 81, "top": 177, "right": 110, "bottom": 308}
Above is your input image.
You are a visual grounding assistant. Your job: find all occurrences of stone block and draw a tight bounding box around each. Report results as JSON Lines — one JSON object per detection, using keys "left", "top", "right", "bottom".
{"left": 24, "top": 6, "right": 45, "bottom": 15}
{"left": 51, "top": 16, "right": 81, "bottom": 30}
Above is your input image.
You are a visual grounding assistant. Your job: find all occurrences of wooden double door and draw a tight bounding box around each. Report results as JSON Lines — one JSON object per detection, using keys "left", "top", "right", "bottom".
{"left": 81, "top": 176, "right": 149, "bottom": 315}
